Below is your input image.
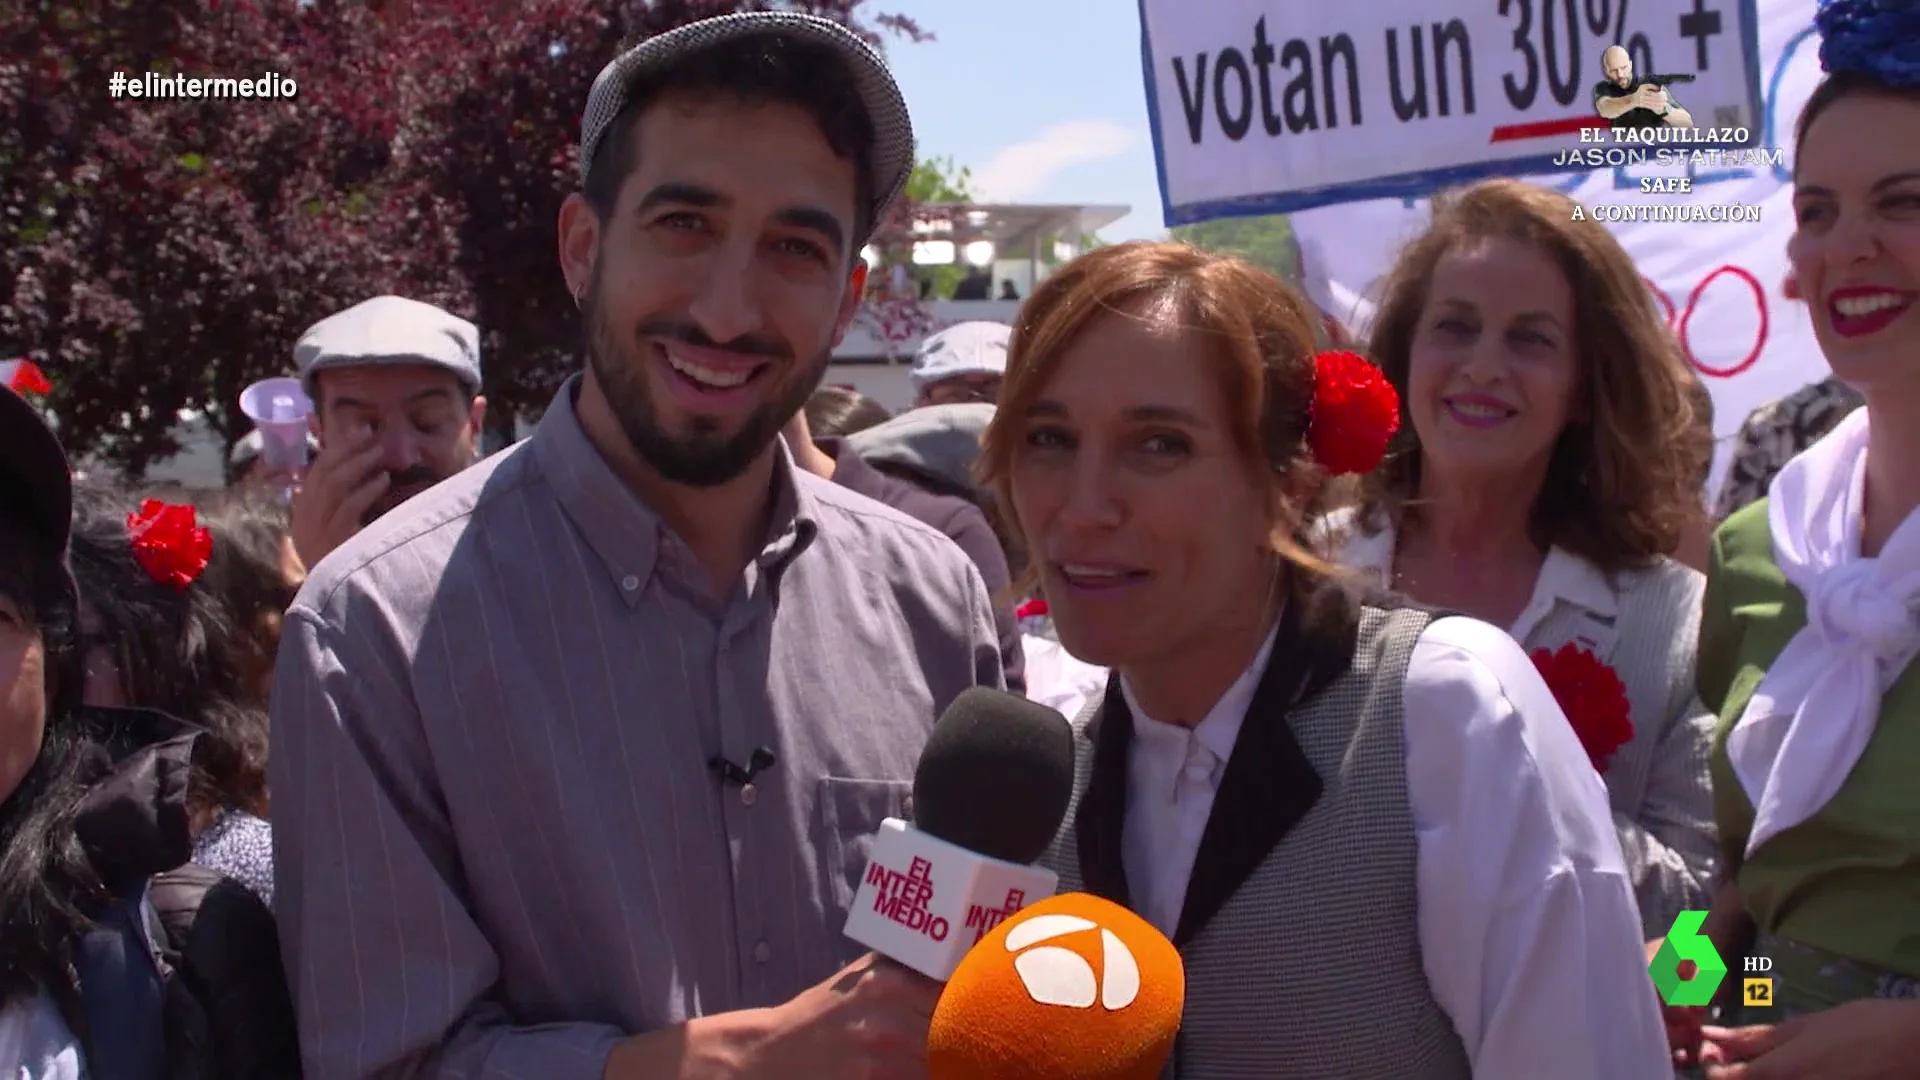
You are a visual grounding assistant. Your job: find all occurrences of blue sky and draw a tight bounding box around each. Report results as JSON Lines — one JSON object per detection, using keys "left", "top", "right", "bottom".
{"left": 882, "top": 0, "right": 1167, "bottom": 241}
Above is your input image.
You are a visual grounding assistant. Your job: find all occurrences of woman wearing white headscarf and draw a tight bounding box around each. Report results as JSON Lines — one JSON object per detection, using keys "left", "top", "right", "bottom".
{"left": 1671, "top": 2, "right": 1920, "bottom": 1072}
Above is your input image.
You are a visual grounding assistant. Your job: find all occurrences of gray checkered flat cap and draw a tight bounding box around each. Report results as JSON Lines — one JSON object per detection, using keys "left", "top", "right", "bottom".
{"left": 296, "top": 295, "right": 481, "bottom": 397}
{"left": 578, "top": 13, "right": 914, "bottom": 244}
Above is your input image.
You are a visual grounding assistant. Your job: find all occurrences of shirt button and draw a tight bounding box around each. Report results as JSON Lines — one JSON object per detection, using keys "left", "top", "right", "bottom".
{"left": 753, "top": 940, "right": 772, "bottom": 964}
{"left": 621, "top": 574, "right": 639, "bottom": 591}
{"left": 739, "top": 783, "right": 757, "bottom": 806}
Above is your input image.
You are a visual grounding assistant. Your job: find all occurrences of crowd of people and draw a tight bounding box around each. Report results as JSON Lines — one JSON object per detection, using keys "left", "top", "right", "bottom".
{"left": 1, "top": 0, "right": 1916, "bottom": 1077}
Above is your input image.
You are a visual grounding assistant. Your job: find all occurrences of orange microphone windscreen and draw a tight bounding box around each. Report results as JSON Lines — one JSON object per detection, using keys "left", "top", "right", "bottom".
{"left": 928, "top": 892, "right": 1184, "bottom": 1080}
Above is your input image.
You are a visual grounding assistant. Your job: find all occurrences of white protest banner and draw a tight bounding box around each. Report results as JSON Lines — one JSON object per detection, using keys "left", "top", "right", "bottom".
{"left": 1139, "top": 0, "right": 1766, "bottom": 222}
{"left": 1289, "top": 0, "right": 1824, "bottom": 493}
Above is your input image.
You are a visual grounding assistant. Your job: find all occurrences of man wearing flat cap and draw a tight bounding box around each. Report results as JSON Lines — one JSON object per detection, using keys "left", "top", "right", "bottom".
{"left": 272, "top": 14, "right": 1001, "bottom": 1080}
{"left": 911, "top": 320, "right": 1008, "bottom": 407}
{"left": 286, "top": 294, "right": 486, "bottom": 568}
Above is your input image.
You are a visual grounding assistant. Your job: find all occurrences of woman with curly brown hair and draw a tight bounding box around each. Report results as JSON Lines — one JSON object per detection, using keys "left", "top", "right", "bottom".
{"left": 1322, "top": 177, "right": 1719, "bottom": 938}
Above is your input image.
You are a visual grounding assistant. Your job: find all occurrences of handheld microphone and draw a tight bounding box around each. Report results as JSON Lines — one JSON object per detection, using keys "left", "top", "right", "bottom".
{"left": 843, "top": 687, "right": 1076, "bottom": 982}
{"left": 929, "top": 892, "right": 1185, "bottom": 1080}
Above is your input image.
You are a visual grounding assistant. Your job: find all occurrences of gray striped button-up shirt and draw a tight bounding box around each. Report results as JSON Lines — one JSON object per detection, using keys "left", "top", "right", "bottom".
{"left": 270, "top": 377, "right": 1003, "bottom": 1078}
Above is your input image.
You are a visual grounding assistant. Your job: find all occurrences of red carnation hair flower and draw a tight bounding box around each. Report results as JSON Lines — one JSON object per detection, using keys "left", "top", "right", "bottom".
{"left": 1529, "top": 644, "right": 1634, "bottom": 772}
{"left": 2, "top": 358, "right": 51, "bottom": 396}
{"left": 1307, "top": 350, "right": 1400, "bottom": 476}
{"left": 127, "top": 499, "right": 213, "bottom": 590}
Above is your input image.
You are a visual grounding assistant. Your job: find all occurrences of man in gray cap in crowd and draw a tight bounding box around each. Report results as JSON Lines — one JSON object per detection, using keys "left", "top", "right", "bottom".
{"left": 286, "top": 294, "right": 486, "bottom": 569}
{"left": 910, "top": 320, "right": 1008, "bottom": 407}
{"left": 272, "top": 13, "right": 1000, "bottom": 1080}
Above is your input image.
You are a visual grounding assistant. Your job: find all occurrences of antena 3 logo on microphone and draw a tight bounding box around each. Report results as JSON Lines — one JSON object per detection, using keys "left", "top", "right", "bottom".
{"left": 930, "top": 893, "right": 1185, "bottom": 1080}
{"left": 845, "top": 819, "right": 1058, "bottom": 981}
{"left": 1004, "top": 910, "right": 1140, "bottom": 1009}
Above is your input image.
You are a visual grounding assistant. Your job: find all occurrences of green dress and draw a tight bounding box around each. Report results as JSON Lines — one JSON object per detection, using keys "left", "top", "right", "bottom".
{"left": 1699, "top": 500, "right": 1920, "bottom": 1016}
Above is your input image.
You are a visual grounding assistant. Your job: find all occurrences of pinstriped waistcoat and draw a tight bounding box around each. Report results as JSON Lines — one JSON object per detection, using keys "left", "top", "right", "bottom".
{"left": 1042, "top": 605, "right": 1471, "bottom": 1079}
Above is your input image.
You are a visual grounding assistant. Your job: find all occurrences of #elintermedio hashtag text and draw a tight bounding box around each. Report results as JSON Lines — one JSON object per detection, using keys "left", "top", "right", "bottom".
{"left": 109, "top": 71, "right": 296, "bottom": 100}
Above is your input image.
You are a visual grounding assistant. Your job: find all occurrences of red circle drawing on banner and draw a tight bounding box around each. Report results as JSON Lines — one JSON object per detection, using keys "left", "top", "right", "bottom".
{"left": 1644, "top": 276, "right": 1677, "bottom": 326}
{"left": 1680, "top": 265, "right": 1769, "bottom": 379}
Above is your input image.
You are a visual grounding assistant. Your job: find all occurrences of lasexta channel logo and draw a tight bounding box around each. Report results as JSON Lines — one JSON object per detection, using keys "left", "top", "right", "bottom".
{"left": 1649, "top": 910, "right": 1727, "bottom": 1006}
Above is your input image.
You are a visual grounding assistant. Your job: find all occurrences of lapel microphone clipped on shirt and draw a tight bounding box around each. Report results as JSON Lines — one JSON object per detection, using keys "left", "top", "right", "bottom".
{"left": 709, "top": 746, "right": 778, "bottom": 787}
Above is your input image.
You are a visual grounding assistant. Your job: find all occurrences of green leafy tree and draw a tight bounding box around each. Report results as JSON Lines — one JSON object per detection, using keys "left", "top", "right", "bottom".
{"left": 1172, "top": 213, "right": 1300, "bottom": 282}
{"left": 893, "top": 156, "right": 972, "bottom": 299}
{"left": 1172, "top": 213, "right": 1355, "bottom": 348}
{"left": 905, "top": 155, "right": 973, "bottom": 202}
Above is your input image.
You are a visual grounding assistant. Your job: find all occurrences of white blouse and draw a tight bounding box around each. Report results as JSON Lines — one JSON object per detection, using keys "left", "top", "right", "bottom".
{"left": 1324, "top": 506, "right": 1721, "bottom": 935}
{"left": 1119, "top": 615, "right": 1671, "bottom": 1080}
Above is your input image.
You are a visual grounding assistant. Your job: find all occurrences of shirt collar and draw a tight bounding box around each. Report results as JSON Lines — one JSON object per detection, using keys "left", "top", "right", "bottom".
{"left": 532, "top": 375, "right": 819, "bottom": 606}
{"left": 1121, "top": 615, "right": 1281, "bottom": 766}
{"left": 1512, "top": 545, "right": 1617, "bottom": 642}
{"left": 1330, "top": 507, "right": 1617, "bottom": 634}
{"left": 759, "top": 444, "right": 820, "bottom": 572}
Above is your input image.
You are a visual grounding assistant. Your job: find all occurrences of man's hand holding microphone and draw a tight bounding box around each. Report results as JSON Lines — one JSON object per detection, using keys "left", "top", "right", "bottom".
{"left": 603, "top": 688, "right": 1080, "bottom": 1079}
{"left": 601, "top": 952, "right": 942, "bottom": 1079}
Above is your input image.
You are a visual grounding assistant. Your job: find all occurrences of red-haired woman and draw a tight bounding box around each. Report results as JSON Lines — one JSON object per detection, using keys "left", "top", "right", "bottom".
{"left": 979, "top": 240, "right": 1669, "bottom": 1078}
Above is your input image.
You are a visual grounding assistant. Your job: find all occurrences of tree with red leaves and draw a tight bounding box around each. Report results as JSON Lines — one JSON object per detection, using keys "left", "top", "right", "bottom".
{"left": 1, "top": 0, "right": 927, "bottom": 471}
{"left": 1, "top": 0, "right": 466, "bottom": 469}
{"left": 403, "top": 0, "right": 930, "bottom": 435}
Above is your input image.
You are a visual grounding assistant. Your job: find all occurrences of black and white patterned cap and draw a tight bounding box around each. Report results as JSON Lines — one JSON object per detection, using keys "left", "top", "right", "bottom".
{"left": 578, "top": 13, "right": 914, "bottom": 244}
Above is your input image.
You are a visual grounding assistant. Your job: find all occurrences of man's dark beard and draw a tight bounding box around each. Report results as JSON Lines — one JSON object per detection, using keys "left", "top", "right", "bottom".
{"left": 362, "top": 465, "right": 444, "bottom": 525}
{"left": 583, "top": 278, "right": 828, "bottom": 488}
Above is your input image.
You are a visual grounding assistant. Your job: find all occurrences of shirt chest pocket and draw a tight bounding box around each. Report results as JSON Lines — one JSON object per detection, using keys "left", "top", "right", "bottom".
{"left": 814, "top": 777, "right": 913, "bottom": 917}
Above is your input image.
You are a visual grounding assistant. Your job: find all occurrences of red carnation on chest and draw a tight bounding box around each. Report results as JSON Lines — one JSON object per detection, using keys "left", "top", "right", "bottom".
{"left": 1529, "top": 644, "right": 1634, "bottom": 773}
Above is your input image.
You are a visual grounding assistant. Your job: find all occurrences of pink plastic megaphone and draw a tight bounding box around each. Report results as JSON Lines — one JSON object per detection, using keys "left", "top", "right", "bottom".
{"left": 238, "top": 377, "right": 313, "bottom": 470}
